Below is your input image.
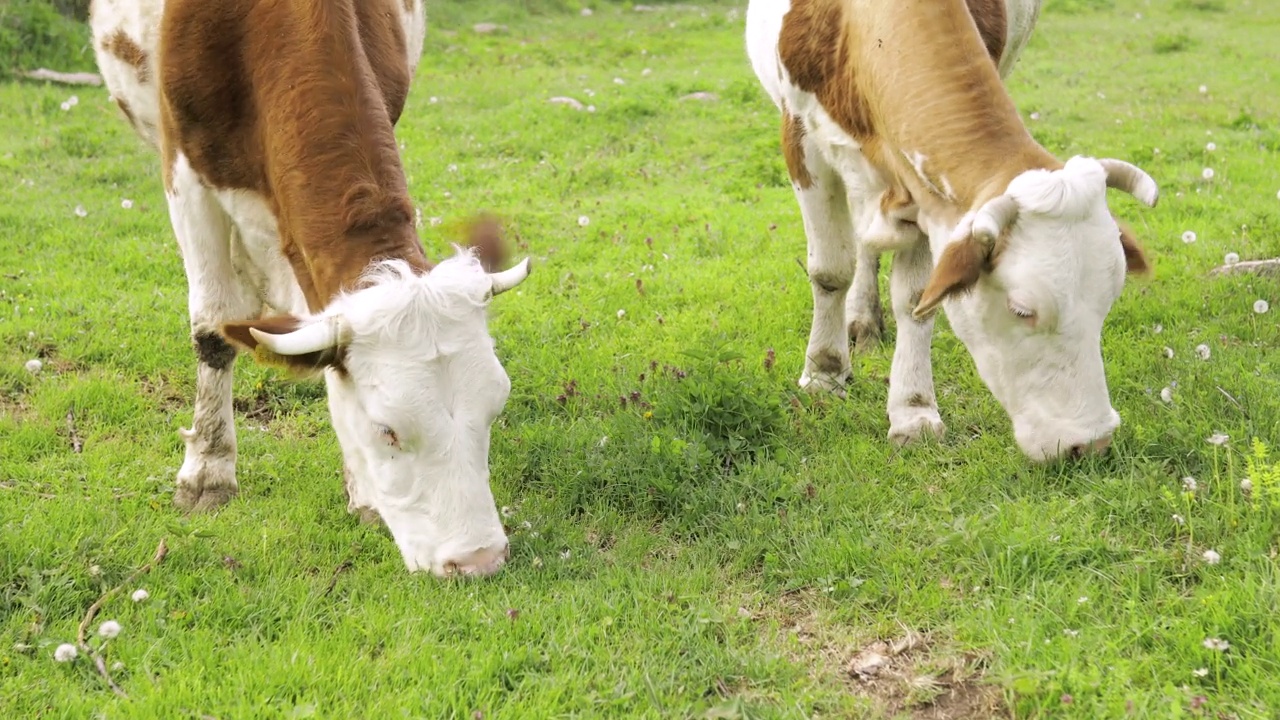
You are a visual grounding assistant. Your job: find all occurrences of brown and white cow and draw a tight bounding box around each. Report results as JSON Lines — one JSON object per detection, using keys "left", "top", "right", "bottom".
{"left": 746, "top": 0, "right": 1159, "bottom": 461}
{"left": 90, "top": 0, "right": 532, "bottom": 576}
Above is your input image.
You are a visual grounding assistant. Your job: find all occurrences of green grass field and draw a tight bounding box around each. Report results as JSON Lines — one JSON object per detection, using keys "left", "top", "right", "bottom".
{"left": 3, "top": 0, "right": 1279, "bottom": 717}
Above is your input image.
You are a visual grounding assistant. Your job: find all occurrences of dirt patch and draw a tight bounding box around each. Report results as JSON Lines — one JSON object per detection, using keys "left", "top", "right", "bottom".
{"left": 756, "top": 592, "right": 1007, "bottom": 719}
{"left": 847, "top": 632, "right": 1005, "bottom": 720}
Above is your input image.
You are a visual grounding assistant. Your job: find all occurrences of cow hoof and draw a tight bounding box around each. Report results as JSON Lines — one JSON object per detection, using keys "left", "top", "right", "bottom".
{"left": 174, "top": 481, "right": 239, "bottom": 511}
{"left": 799, "top": 370, "right": 849, "bottom": 398}
{"left": 849, "top": 314, "right": 885, "bottom": 352}
{"left": 889, "top": 413, "right": 946, "bottom": 445}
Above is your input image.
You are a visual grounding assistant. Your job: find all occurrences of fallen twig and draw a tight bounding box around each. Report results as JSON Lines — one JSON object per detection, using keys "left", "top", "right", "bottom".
{"left": 76, "top": 538, "right": 169, "bottom": 698}
{"left": 323, "top": 560, "right": 354, "bottom": 597}
{"left": 66, "top": 409, "right": 83, "bottom": 453}
{"left": 1209, "top": 257, "right": 1280, "bottom": 278}
{"left": 20, "top": 68, "right": 104, "bottom": 86}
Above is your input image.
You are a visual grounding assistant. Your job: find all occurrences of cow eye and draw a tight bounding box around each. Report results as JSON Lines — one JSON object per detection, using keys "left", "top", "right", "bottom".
{"left": 1007, "top": 298, "right": 1037, "bottom": 326}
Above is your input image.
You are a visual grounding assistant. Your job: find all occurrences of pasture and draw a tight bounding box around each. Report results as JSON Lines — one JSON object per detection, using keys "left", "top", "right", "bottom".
{"left": 2, "top": 0, "right": 1279, "bottom": 717}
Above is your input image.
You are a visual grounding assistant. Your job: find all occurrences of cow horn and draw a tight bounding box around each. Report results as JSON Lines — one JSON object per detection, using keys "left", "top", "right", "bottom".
{"left": 1098, "top": 158, "right": 1159, "bottom": 208}
{"left": 249, "top": 315, "right": 352, "bottom": 356}
{"left": 971, "top": 194, "right": 1020, "bottom": 246}
{"left": 489, "top": 257, "right": 532, "bottom": 297}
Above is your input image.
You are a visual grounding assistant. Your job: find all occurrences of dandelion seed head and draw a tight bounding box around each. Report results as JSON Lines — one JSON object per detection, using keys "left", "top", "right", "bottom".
{"left": 1202, "top": 167, "right": 1215, "bottom": 180}
{"left": 1063, "top": 629, "right": 1079, "bottom": 637}
{"left": 1206, "top": 142, "right": 1216, "bottom": 152}
{"left": 1029, "top": 111, "right": 1041, "bottom": 121}
{"left": 1202, "top": 549, "right": 1221, "bottom": 565}
{"left": 1183, "top": 476, "right": 1198, "bottom": 492}
{"left": 121, "top": 199, "right": 133, "bottom": 209}
{"left": 1198, "top": 85, "right": 1208, "bottom": 94}
{"left": 1193, "top": 668, "right": 1209, "bottom": 677}
{"left": 1207, "top": 433, "right": 1228, "bottom": 446}
{"left": 1172, "top": 513, "right": 1185, "bottom": 525}
{"left": 1160, "top": 387, "right": 1174, "bottom": 404}
{"left": 1181, "top": 230, "right": 1197, "bottom": 244}
{"left": 53, "top": 643, "right": 77, "bottom": 662}
{"left": 616, "top": 308, "right": 626, "bottom": 319}
{"left": 1203, "top": 638, "right": 1230, "bottom": 652}
{"left": 98, "top": 620, "right": 122, "bottom": 639}
{"left": 1254, "top": 299, "right": 1270, "bottom": 314}
{"left": 74, "top": 204, "right": 87, "bottom": 218}
{"left": 1241, "top": 478, "right": 1253, "bottom": 493}
{"left": 578, "top": 215, "right": 590, "bottom": 227}
{"left": 1163, "top": 347, "right": 1174, "bottom": 359}
{"left": 1077, "top": 596, "right": 1088, "bottom": 604}
{"left": 131, "top": 588, "right": 149, "bottom": 602}
{"left": 24, "top": 359, "right": 42, "bottom": 374}
{"left": 1195, "top": 343, "right": 1211, "bottom": 360}
{"left": 1223, "top": 252, "right": 1240, "bottom": 265}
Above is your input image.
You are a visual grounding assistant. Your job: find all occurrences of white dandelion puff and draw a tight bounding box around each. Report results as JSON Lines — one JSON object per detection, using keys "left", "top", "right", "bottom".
{"left": 1205, "top": 142, "right": 1216, "bottom": 152}
{"left": 1207, "top": 433, "right": 1228, "bottom": 446}
{"left": 24, "top": 359, "right": 43, "bottom": 374}
{"left": 578, "top": 215, "right": 590, "bottom": 227}
{"left": 586, "top": 105, "right": 596, "bottom": 113}
{"left": 53, "top": 644, "right": 77, "bottom": 662}
{"left": 1202, "top": 549, "right": 1221, "bottom": 565}
{"left": 121, "top": 199, "right": 133, "bottom": 209}
{"left": 1254, "top": 300, "right": 1270, "bottom": 314}
{"left": 97, "top": 620, "right": 122, "bottom": 639}
{"left": 1160, "top": 387, "right": 1174, "bottom": 403}
{"left": 641, "top": 68, "right": 652, "bottom": 76}
{"left": 613, "top": 77, "right": 624, "bottom": 85}
{"left": 429, "top": 96, "right": 438, "bottom": 104}
{"left": 1181, "top": 230, "right": 1197, "bottom": 244}
{"left": 1193, "top": 668, "right": 1209, "bottom": 677}
{"left": 1063, "top": 629, "right": 1079, "bottom": 637}
{"left": 1153, "top": 323, "right": 1163, "bottom": 334}
{"left": 1163, "top": 347, "right": 1174, "bottom": 359}
{"left": 580, "top": 7, "right": 593, "bottom": 15}
{"left": 1198, "top": 85, "right": 1208, "bottom": 94}
{"left": 131, "top": 588, "right": 149, "bottom": 602}
{"left": 60, "top": 101, "right": 72, "bottom": 111}
{"left": 74, "top": 204, "right": 87, "bottom": 218}
{"left": 1224, "top": 252, "right": 1240, "bottom": 265}
{"left": 1029, "top": 111, "right": 1041, "bottom": 121}
{"left": 1172, "top": 513, "right": 1185, "bottom": 525}
{"left": 1195, "top": 344, "right": 1211, "bottom": 360}
{"left": 616, "top": 308, "right": 626, "bottom": 319}
{"left": 1077, "top": 596, "right": 1089, "bottom": 604}
{"left": 1203, "top": 638, "right": 1230, "bottom": 652}
{"left": 1202, "top": 168, "right": 1215, "bottom": 180}
{"left": 1241, "top": 478, "right": 1253, "bottom": 493}
{"left": 447, "top": 163, "right": 458, "bottom": 173}
{"left": 1183, "top": 477, "right": 1198, "bottom": 492}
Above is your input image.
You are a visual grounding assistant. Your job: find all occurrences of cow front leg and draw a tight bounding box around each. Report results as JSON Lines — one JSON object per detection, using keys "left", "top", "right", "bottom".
{"left": 845, "top": 242, "right": 885, "bottom": 352}
{"left": 166, "top": 155, "right": 261, "bottom": 510}
{"left": 886, "top": 240, "right": 945, "bottom": 443}
{"left": 785, "top": 134, "right": 855, "bottom": 396}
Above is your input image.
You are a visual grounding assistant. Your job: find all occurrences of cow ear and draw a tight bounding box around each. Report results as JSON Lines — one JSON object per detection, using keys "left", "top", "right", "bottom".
{"left": 1116, "top": 219, "right": 1150, "bottom": 275}
{"left": 912, "top": 234, "right": 987, "bottom": 321}
{"left": 221, "top": 314, "right": 347, "bottom": 376}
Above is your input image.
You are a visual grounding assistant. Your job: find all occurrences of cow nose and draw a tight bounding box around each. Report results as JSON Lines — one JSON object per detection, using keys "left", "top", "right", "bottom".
{"left": 438, "top": 541, "right": 509, "bottom": 578}
{"left": 1068, "top": 435, "right": 1112, "bottom": 459}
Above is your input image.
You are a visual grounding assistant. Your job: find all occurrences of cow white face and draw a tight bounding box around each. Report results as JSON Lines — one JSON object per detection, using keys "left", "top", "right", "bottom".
{"left": 915, "top": 156, "right": 1157, "bottom": 462}
{"left": 238, "top": 251, "right": 530, "bottom": 576}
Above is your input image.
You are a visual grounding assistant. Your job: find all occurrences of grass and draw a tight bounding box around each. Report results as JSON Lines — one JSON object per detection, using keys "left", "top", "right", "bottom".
{"left": 2, "top": 0, "right": 1279, "bottom": 717}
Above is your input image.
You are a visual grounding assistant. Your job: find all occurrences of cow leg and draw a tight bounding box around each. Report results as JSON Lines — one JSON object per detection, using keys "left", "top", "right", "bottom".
{"left": 166, "top": 155, "right": 261, "bottom": 511}
{"left": 793, "top": 170, "right": 857, "bottom": 396}
{"left": 845, "top": 243, "right": 885, "bottom": 351}
{"left": 886, "top": 240, "right": 945, "bottom": 444}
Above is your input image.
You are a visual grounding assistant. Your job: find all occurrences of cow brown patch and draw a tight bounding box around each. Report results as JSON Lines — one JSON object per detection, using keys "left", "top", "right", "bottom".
{"left": 906, "top": 392, "right": 933, "bottom": 408}
{"left": 781, "top": 112, "right": 813, "bottom": 189}
{"left": 194, "top": 330, "right": 238, "bottom": 370}
{"left": 104, "top": 29, "right": 150, "bottom": 82}
{"left": 812, "top": 348, "right": 847, "bottom": 376}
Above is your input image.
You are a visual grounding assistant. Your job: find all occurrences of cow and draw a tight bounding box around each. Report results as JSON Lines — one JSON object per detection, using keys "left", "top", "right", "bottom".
{"left": 89, "top": 0, "right": 532, "bottom": 577}
{"left": 745, "top": 0, "right": 1159, "bottom": 462}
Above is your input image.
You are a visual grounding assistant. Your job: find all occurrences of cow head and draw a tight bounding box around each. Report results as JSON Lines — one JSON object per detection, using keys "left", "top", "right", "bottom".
{"left": 223, "top": 249, "right": 531, "bottom": 576}
{"left": 913, "top": 156, "right": 1157, "bottom": 462}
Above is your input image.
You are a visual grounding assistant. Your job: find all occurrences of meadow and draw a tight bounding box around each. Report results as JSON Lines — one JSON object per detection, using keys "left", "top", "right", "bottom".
{"left": 2, "top": 0, "right": 1279, "bottom": 717}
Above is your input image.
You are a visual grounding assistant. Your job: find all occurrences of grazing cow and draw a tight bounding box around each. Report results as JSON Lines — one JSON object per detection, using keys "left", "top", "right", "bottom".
{"left": 89, "top": 0, "right": 532, "bottom": 577}
{"left": 746, "top": 0, "right": 1159, "bottom": 461}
